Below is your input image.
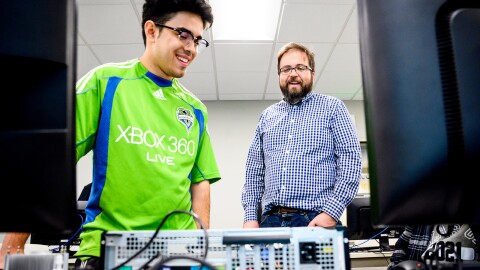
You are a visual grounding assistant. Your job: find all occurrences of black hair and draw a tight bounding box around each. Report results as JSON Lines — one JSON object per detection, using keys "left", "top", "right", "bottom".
{"left": 141, "top": 0, "right": 213, "bottom": 46}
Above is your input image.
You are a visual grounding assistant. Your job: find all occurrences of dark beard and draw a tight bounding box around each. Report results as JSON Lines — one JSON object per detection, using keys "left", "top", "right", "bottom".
{"left": 280, "top": 80, "right": 313, "bottom": 104}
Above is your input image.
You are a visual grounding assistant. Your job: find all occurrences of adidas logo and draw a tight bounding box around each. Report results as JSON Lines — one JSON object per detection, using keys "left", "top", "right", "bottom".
{"left": 153, "top": 89, "right": 166, "bottom": 100}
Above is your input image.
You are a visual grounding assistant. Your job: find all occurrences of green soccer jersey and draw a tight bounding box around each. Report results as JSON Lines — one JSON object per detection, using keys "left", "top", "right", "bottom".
{"left": 74, "top": 59, "right": 221, "bottom": 258}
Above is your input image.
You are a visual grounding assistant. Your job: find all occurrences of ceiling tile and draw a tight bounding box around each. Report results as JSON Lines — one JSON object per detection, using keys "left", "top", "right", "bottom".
{"left": 352, "top": 88, "right": 364, "bottom": 100}
{"left": 278, "top": 3, "right": 352, "bottom": 43}
{"left": 217, "top": 71, "right": 267, "bottom": 95}
{"left": 78, "top": 0, "right": 131, "bottom": 4}
{"left": 285, "top": 0, "right": 354, "bottom": 3}
{"left": 78, "top": 4, "right": 142, "bottom": 44}
{"left": 338, "top": 5, "right": 359, "bottom": 43}
{"left": 187, "top": 48, "right": 215, "bottom": 73}
{"left": 90, "top": 44, "right": 145, "bottom": 64}
{"left": 322, "top": 43, "right": 361, "bottom": 72}
{"left": 196, "top": 94, "right": 218, "bottom": 101}
{"left": 214, "top": 43, "right": 274, "bottom": 72}
{"left": 77, "top": 45, "right": 101, "bottom": 79}
{"left": 177, "top": 73, "right": 217, "bottom": 98}
{"left": 219, "top": 93, "right": 264, "bottom": 100}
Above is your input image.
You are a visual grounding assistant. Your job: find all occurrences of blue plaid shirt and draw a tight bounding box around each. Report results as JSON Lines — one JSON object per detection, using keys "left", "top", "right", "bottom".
{"left": 242, "top": 93, "right": 362, "bottom": 223}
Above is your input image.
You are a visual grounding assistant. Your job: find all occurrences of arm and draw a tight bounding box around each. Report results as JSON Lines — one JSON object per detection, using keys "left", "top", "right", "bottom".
{"left": 0, "top": 232, "right": 30, "bottom": 270}
{"left": 387, "top": 226, "right": 414, "bottom": 270}
{"left": 307, "top": 212, "right": 337, "bottom": 228}
{"left": 241, "top": 120, "right": 265, "bottom": 227}
{"left": 322, "top": 101, "right": 362, "bottom": 222}
{"left": 191, "top": 180, "right": 210, "bottom": 229}
{"left": 243, "top": 221, "right": 260, "bottom": 229}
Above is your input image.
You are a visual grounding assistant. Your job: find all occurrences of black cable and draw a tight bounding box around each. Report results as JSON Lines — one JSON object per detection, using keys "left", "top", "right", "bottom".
{"left": 111, "top": 210, "right": 209, "bottom": 270}
{"left": 50, "top": 213, "right": 85, "bottom": 252}
{"left": 349, "top": 227, "right": 389, "bottom": 250}
{"left": 136, "top": 211, "right": 209, "bottom": 270}
{"left": 146, "top": 255, "right": 218, "bottom": 270}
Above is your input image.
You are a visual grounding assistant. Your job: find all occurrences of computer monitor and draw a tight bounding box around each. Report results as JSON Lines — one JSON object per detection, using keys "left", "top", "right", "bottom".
{"left": 0, "top": 0, "right": 78, "bottom": 234}
{"left": 347, "top": 195, "right": 403, "bottom": 250}
{"left": 357, "top": 0, "right": 480, "bottom": 227}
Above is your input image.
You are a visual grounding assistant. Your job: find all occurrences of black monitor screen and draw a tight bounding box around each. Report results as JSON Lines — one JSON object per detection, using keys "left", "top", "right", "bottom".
{"left": 0, "top": 0, "right": 78, "bottom": 234}
{"left": 347, "top": 195, "right": 403, "bottom": 250}
{"left": 357, "top": 0, "right": 480, "bottom": 227}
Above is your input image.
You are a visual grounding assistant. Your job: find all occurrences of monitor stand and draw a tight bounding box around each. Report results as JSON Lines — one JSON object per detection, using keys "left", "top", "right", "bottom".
{"left": 379, "top": 234, "right": 391, "bottom": 251}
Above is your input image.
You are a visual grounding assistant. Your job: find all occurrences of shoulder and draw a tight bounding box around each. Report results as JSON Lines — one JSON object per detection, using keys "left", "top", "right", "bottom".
{"left": 76, "top": 59, "right": 144, "bottom": 93}
{"left": 264, "top": 100, "right": 286, "bottom": 113}
{"left": 310, "top": 93, "right": 344, "bottom": 106}
{"left": 83, "top": 59, "right": 141, "bottom": 78}
{"left": 172, "top": 79, "right": 208, "bottom": 111}
{"left": 258, "top": 101, "right": 285, "bottom": 120}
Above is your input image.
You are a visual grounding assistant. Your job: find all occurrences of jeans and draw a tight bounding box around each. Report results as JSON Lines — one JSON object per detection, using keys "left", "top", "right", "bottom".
{"left": 259, "top": 210, "right": 320, "bottom": 227}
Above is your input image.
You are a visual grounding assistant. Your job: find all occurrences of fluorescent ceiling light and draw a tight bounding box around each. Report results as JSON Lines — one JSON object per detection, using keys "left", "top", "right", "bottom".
{"left": 210, "top": 0, "right": 281, "bottom": 41}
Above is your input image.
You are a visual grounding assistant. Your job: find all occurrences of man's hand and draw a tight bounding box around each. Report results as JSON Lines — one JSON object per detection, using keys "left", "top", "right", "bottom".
{"left": 243, "top": 221, "right": 260, "bottom": 228}
{"left": 307, "top": 212, "right": 337, "bottom": 228}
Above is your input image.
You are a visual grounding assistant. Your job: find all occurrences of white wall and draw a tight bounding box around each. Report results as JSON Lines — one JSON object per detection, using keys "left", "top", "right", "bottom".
{"left": 75, "top": 100, "right": 366, "bottom": 229}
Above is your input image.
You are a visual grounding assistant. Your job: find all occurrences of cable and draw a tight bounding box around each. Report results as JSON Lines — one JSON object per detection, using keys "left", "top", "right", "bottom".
{"left": 147, "top": 255, "right": 218, "bottom": 270}
{"left": 50, "top": 213, "right": 85, "bottom": 252}
{"left": 349, "top": 227, "right": 389, "bottom": 250}
{"left": 111, "top": 210, "right": 209, "bottom": 270}
{"left": 136, "top": 211, "right": 209, "bottom": 270}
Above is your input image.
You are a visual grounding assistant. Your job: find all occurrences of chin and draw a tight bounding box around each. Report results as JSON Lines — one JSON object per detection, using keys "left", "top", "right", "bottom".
{"left": 173, "top": 70, "right": 186, "bottom": 79}
{"left": 288, "top": 88, "right": 302, "bottom": 95}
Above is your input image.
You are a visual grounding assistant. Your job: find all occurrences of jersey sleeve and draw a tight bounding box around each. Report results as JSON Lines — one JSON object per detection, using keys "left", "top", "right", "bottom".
{"left": 75, "top": 70, "right": 103, "bottom": 161}
{"left": 190, "top": 110, "right": 221, "bottom": 184}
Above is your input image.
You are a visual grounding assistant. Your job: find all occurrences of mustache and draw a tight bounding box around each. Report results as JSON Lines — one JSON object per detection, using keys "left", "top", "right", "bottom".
{"left": 287, "top": 78, "right": 302, "bottom": 84}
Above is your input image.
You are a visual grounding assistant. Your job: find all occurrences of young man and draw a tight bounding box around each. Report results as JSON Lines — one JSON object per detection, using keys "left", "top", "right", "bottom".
{"left": 0, "top": 0, "right": 221, "bottom": 269}
{"left": 242, "top": 42, "right": 361, "bottom": 229}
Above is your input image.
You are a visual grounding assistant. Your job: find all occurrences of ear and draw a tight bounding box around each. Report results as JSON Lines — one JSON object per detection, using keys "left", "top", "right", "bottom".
{"left": 144, "top": 20, "right": 157, "bottom": 40}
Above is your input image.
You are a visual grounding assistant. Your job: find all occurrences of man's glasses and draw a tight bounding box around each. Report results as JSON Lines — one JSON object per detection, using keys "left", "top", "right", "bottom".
{"left": 155, "top": 23, "right": 209, "bottom": 52}
{"left": 278, "top": 64, "right": 313, "bottom": 75}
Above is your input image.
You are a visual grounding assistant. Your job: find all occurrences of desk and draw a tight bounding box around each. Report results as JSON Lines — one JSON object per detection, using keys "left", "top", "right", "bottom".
{"left": 353, "top": 267, "right": 388, "bottom": 270}
{"left": 348, "top": 238, "right": 396, "bottom": 268}
{"left": 350, "top": 250, "right": 392, "bottom": 268}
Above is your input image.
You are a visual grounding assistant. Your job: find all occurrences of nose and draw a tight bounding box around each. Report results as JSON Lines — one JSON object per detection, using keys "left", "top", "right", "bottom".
{"left": 292, "top": 67, "right": 303, "bottom": 75}
{"left": 184, "top": 40, "right": 197, "bottom": 54}
{"left": 289, "top": 69, "right": 300, "bottom": 76}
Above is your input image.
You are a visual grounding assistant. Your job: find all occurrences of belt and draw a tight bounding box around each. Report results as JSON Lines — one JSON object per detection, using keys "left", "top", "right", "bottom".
{"left": 271, "top": 205, "right": 306, "bottom": 214}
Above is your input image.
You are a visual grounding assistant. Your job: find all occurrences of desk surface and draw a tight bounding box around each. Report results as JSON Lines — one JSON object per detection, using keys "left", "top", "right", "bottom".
{"left": 352, "top": 266, "right": 387, "bottom": 270}
{"left": 350, "top": 250, "right": 392, "bottom": 268}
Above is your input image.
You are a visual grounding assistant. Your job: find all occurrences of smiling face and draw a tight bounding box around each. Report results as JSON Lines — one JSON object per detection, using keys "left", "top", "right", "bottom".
{"left": 142, "top": 11, "right": 205, "bottom": 80}
{"left": 278, "top": 49, "right": 314, "bottom": 104}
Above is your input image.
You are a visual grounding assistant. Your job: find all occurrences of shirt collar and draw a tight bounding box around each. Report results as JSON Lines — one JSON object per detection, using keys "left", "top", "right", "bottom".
{"left": 145, "top": 71, "right": 173, "bottom": 87}
{"left": 282, "top": 92, "right": 314, "bottom": 106}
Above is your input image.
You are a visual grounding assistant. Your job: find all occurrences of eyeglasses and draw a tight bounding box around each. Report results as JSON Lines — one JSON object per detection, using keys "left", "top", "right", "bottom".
{"left": 278, "top": 64, "right": 313, "bottom": 75}
{"left": 154, "top": 23, "right": 209, "bottom": 52}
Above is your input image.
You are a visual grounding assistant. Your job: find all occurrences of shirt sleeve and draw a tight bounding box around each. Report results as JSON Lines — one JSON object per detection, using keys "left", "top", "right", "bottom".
{"left": 75, "top": 71, "right": 103, "bottom": 161}
{"left": 322, "top": 100, "right": 362, "bottom": 221}
{"left": 190, "top": 108, "right": 221, "bottom": 184}
{"left": 242, "top": 115, "right": 266, "bottom": 223}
